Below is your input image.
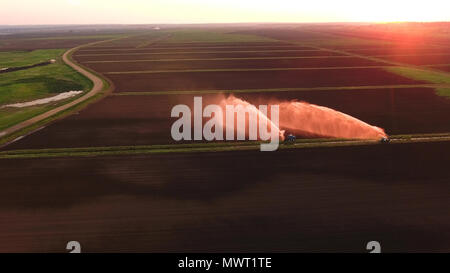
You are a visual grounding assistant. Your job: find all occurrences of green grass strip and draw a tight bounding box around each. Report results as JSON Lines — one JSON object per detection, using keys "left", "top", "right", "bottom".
{"left": 75, "top": 49, "right": 325, "bottom": 57}
{"left": 105, "top": 66, "right": 391, "bottom": 75}
{"left": 78, "top": 45, "right": 305, "bottom": 52}
{"left": 84, "top": 55, "right": 355, "bottom": 63}
{"left": 1, "top": 133, "right": 450, "bottom": 159}
{"left": 384, "top": 66, "right": 450, "bottom": 98}
{"left": 112, "top": 84, "right": 450, "bottom": 96}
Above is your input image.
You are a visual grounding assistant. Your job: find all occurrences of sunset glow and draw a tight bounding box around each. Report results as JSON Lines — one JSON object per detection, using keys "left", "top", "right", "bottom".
{"left": 0, "top": 0, "right": 449, "bottom": 25}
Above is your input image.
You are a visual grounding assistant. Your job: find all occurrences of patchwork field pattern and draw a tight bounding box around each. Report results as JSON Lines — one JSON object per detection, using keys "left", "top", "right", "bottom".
{"left": 7, "top": 29, "right": 450, "bottom": 150}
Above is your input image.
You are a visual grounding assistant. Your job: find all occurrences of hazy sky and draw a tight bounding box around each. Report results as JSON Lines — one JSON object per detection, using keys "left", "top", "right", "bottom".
{"left": 1, "top": 0, "right": 449, "bottom": 25}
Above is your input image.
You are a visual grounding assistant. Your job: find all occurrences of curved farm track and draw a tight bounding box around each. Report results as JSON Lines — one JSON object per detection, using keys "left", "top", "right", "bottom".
{"left": 0, "top": 40, "right": 112, "bottom": 143}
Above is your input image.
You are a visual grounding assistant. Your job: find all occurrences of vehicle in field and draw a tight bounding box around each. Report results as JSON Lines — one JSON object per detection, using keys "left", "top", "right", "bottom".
{"left": 285, "top": 133, "right": 296, "bottom": 144}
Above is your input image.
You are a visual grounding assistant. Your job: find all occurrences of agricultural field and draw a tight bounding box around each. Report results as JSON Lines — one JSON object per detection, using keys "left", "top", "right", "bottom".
{"left": 4, "top": 87, "right": 450, "bottom": 150}
{"left": 0, "top": 24, "right": 449, "bottom": 253}
{"left": 82, "top": 57, "right": 387, "bottom": 72}
{"left": 0, "top": 141, "right": 449, "bottom": 252}
{"left": 0, "top": 26, "right": 136, "bottom": 51}
{"left": 433, "top": 65, "right": 450, "bottom": 73}
{"left": 0, "top": 49, "right": 93, "bottom": 131}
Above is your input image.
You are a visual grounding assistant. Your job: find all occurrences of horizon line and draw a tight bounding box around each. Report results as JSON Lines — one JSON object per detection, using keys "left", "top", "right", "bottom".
{"left": 2, "top": 21, "right": 450, "bottom": 27}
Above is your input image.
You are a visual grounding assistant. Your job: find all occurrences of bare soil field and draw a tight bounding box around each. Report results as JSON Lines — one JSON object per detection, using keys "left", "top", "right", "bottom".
{"left": 83, "top": 57, "right": 387, "bottom": 73}
{"left": 235, "top": 28, "right": 340, "bottom": 42}
{"left": 4, "top": 87, "right": 449, "bottom": 150}
{"left": 0, "top": 141, "right": 449, "bottom": 252}
{"left": 148, "top": 42, "right": 289, "bottom": 48}
{"left": 318, "top": 23, "right": 450, "bottom": 47}
{"left": 81, "top": 46, "right": 145, "bottom": 50}
{"left": 73, "top": 50, "right": 344, "bottom": 62}
{"left": 108, "top": 68, "right": 424, "bottom": 92}
{"left": 434, "top": 66, "right": 450, "bottom": 72}
{"left": 236, "top": 26, "right": 450, "bottom": 51}
{"left": 77, "top": 46, "right": 315, "bottom": 54}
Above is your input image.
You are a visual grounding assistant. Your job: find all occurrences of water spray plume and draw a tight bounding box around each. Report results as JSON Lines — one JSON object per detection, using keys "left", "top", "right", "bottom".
{"left": 216, "top": 95, "right": 387, "bottom": 141}
{"left": 218, "top": 95, "right": 285, "bottom": 141}
{"left": 279, "top": 101, "right": 387, "bottom": 140}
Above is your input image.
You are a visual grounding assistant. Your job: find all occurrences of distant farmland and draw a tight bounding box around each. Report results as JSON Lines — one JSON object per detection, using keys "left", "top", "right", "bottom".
{"left": 6, "top": 28, "right": 450, "bottom": 150}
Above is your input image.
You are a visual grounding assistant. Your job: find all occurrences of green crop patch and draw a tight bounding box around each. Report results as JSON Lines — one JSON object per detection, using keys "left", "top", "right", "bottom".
{"left": 0, "top": 49, "right": 93, "bottom": 132}
{"left": 0, "top": 64, "right": 91, "bottom": 105}
{"left": 436, "top": 88, "right": 450, "bottom": 97}
{"left": 0, "top": 49, "right": 65, "bottom": 67}
{"left": 0, "top": 50, "right": 92, "bottom": 105}
{"left": 384, "top": 66, "right": 450, "bottom": 98}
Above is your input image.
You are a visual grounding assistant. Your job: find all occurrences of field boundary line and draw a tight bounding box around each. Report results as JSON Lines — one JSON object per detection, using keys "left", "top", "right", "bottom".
{"left": 111, "top": 84, "right": 450, "bottom": 96}
{"left": 1, "top": 133, "right": 449, "bottom": 159}
{"left": 371, "top": 53, "right": 450, "bottom": 57}
{"left": 305, "top": 45, "right": 426, "bottom": 67}
{"left": 75, "top": 49, "right": 332, "bottom": 56}
{"left": 288, "top": 33, "right": 450, "bottom": 97}
{"left": 423, "top": 64, "right": 450, "bottom": 68}
{"left": 104, "top": 66, "right": 392, "bottom": 74}
{"left": 80, "top": 53, "right": 450, "bottom": 63}
{"left": 83, "top": 55, "right": 357, "bottom": 63}
{"left": 291, "top": 33, "right": 450, "bottom": 77}
{"left": 78, "top": 45, "right": 314, "bottom": 51}
{"left": 135, "top": 33, "right": 173, "bottom": 48}
{"left": 342, "top": 47, "right": 450, "bottom": 52}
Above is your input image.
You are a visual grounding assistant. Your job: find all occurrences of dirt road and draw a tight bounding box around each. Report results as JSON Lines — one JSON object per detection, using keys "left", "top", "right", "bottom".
{"left": 0, "top": 41, "right": 109, "bottom": 140}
